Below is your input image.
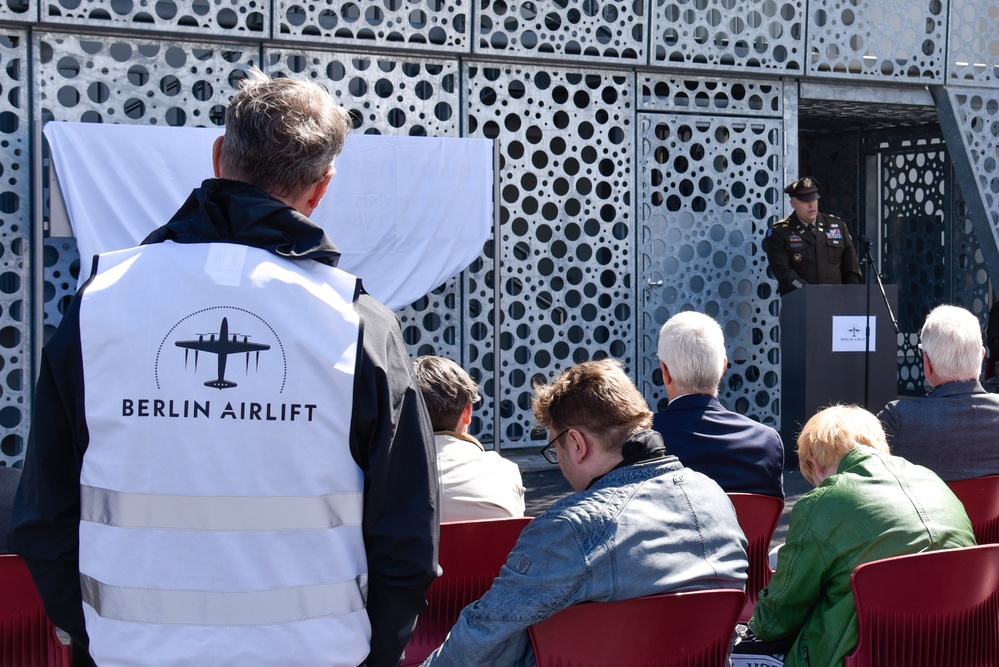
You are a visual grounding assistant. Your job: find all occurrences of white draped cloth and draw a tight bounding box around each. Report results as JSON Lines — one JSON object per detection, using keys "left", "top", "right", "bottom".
{"left": 44, "top": 122, "right": 493, "bottom": 311}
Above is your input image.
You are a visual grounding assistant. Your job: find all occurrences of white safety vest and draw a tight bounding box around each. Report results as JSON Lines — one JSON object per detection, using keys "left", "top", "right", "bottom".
{"left": 77, "top": 241, "right": 369, "bottom": 666}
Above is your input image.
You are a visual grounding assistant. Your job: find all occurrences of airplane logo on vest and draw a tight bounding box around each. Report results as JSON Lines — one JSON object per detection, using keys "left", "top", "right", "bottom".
{"left": 175, "top": 316, "right": 270, "bottom": 390}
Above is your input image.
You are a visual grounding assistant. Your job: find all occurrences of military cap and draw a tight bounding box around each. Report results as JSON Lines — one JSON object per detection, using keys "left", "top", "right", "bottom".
{"left": 784, "top": 176, "right": 820, "bottom": 201}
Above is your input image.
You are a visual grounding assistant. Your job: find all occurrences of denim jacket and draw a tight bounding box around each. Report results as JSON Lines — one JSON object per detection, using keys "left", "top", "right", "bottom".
{"left": 422, "top": 430, "right": 749, "bottom": 667}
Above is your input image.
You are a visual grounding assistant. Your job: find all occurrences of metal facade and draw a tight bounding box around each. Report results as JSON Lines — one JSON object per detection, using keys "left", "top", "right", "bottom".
{"left": 4, "top": 0, "right": 999, "bottom": 465}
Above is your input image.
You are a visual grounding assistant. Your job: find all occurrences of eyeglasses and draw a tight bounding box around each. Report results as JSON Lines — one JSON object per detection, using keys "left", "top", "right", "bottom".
{"left": 539, "top": 428, "right": 569, "bottom": 464}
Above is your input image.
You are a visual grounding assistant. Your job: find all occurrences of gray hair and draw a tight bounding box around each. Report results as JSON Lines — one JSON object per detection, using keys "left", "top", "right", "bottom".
{"left": 412, "top": 356, "right": 481, "bottom": 432}
{"left": 657, "top": 311, "right": 727, "bottom": 395}
{"left": 920, "top": 304, "right": 984, "bottom": 381}
{"left": 220, "top": 67, "right": 353, "bottom": 199}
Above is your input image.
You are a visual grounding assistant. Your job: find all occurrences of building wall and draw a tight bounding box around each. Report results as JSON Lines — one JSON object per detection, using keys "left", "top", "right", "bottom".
{"left": 3, "top": 0, "right": 999, "bottom": 465}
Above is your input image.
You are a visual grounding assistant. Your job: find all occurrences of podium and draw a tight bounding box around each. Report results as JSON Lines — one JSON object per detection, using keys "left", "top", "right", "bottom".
{"left": 780, "top": 284, "right": 898, "bottom": 436}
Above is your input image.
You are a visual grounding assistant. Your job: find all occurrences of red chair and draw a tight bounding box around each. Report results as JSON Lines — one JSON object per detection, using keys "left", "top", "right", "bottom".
{"left": 528, "top": 589, "right": 745, "bottom": 667}
{"left": 727, "top": 493, "right": 784, "bottom": 623}
{"left": 401, "top": 516, "right": 532, "bottom": 666}
{"left": 947, "top": 475, "right": 999, "bottom": 544}
{"left": 0, "top": 554, "right": 71, "bottom": 667}
{"left": 843, "top": 544, "right": 999, "bottom": 667}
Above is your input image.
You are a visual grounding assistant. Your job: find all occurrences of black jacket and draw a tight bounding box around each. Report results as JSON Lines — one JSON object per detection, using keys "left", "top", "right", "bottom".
{"left": 11, "top": 179, "right": 440, "bottom": 667}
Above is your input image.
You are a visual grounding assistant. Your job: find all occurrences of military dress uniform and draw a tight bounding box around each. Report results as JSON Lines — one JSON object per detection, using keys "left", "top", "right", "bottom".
{"left": 764, "top": 211, "right": 862, "bottom": 295}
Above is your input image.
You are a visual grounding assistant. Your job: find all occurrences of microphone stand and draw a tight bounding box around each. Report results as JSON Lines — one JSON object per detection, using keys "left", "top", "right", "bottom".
{"left": 860, "top": 235, "right": 899, "bottom": 409}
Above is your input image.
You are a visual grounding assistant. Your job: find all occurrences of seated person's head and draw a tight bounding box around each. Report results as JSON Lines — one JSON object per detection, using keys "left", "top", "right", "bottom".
{"left": 412, "top": 355, "right": 480, "bottom": 433}
{"left": 532, "top": 358, "right": 652, "bottom": 490}
{"left": 797, "top": 405, "right": 889, "bottom": 486}
{"left": 919, "top": 305, "right": 985, "bottom": 385}
{"left": 216, "top": 67, "right": 353, "bottom": 210}
{"left": 657, "top": 311, "right": 727, "bottom": 397}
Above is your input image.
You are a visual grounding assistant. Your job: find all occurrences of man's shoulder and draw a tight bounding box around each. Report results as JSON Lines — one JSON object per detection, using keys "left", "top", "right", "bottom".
{"left": 884, "top": 383, "right": 999, "bottom": 415}
{"left": 354, "top": 291, "right": 404, "bottom": 337}
{"left": 685, "top": 398, "right": 781, "bottom": 441}
{"left": 548, "top": 458, "right": 680, "bottom": 515}
{"left": 766, "top": 217, "right": 793, "bottom": 238}
{"left": 438, "top": 439, "right": 522, "bottom": 476}
{"left": 716, "top": 402, "right": 779, "bottom": 431}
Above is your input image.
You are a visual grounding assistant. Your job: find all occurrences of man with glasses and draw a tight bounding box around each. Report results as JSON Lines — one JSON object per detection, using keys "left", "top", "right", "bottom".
{"left": 877, "top": 304, "right": 999, "bottom": 481}
{"left": 422, "top": 358, "right": 748, "bottom": 667}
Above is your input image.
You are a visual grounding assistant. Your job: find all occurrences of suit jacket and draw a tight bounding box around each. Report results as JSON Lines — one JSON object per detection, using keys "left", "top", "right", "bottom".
{"left": 878, "top": 379, "right": 999, "bottom": 482}
{"left": 652, "top": 394, "right": 784, "bottom": 498}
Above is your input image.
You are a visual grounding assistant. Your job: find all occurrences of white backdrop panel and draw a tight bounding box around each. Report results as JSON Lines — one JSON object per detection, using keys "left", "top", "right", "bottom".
{"left": 44, "top": 122, "right": 493, "bottom": 311}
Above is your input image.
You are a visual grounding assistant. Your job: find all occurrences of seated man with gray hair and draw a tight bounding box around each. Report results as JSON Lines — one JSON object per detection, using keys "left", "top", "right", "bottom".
{"left": 412, "top": 355, "right": 525, "bottom": 522}
{"left": 654, "top": 311, "right": 784, "bottom": 498}
{"left": 878, "top": 304, "right": 999, "bottom": 481}
{"left": 422, "top": 358, "right": 747, "bottom": 667}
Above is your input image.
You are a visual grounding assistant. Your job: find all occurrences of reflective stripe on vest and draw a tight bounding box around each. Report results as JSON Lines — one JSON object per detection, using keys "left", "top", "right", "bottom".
{"left": 81, "top": 573, "right": 368, "bottom": 626}
{"left": 81, "top": 485, "right": 363, "bottom": 531}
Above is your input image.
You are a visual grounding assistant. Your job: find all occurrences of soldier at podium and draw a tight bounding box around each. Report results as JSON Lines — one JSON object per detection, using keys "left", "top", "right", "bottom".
{"left": 764, "top": 176, "right": 862, "bottom": 296}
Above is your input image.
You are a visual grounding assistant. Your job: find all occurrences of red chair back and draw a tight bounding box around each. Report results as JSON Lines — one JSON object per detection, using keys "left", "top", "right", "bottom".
{"left": 528, "top": 589, "right": 745, "bottom": 667}
{"left": 401, "top": 516, "right": 532, "bottom": 666}
{"left": 843, "top": 544, "right": 999, "bottom": 667}
{"left": 0, "top": 554, "right": 71, "bottom": 667}
{"left": 947, "top": 475, "right": 999, "bottom": 544}
{"left": 727, "top": 493, "right": 783, "bottom": 623}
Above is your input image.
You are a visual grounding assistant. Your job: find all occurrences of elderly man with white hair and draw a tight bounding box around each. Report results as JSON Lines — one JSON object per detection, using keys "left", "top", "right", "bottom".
{"left": 878, "top": 304, "right": 999, "bottom": 481}
{"left": 653, "top": 311, "right": 784, "bottom": 498}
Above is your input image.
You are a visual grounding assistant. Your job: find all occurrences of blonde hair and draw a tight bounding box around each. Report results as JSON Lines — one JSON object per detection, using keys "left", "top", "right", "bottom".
{"left": 796, "top": 404, "right": 888, "bottom": 485}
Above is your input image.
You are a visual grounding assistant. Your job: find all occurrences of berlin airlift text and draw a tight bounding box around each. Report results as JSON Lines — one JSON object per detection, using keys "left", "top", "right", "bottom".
{"left": 121, "top": 399, "right": 318, "bottom": 421}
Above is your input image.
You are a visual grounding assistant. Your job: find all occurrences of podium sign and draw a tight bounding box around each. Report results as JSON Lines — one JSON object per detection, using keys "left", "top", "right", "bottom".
{"left": 779, "top": 285, "right": 898, "bottom": 436}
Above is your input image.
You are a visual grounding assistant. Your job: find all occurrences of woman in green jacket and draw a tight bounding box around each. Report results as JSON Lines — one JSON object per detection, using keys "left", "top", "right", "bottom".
{"left": 746, "top": 404, "right": 976, "bottom": 667}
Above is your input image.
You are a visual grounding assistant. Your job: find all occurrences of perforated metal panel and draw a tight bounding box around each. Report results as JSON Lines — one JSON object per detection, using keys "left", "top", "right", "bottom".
{"left": 862, "top": 130, "right": 991, "bottom": 395}
{"left": 476, "top": 0, "right": 644, "bottom": 63}
{"left": 0, "top": 0, "right": 31, "bottom": 22}
{"left": 275, "top": 0, "right": 468, "bottom": 51}
{"left": 0, "top": 31, "right": 29, "bottom": 468}
{"left": 806, "top": 0, "right": 946, "bottom": 81}
{"left": 9, "top": 0, "right": 999, "bottom": 468}
{"left": 265, "top": 48, "right": 461, "bottom": 137}
{"left": 937, "top": 89, "right": 999, "bottom": 249}
{"left": 43, "top": 0, "right": 266, "bottom": 35}
{"left": 637, "top": 103, "right": 783, "bottom": 424}
{"left": 948, "top": 0, "right": 999, "bottom": 84}
{"left": 650, "top": 0, "right": 805, "bottom": 72}
{"left": 465, "top": 63, "right": 635, "bottom": 445}
{"left": 639, "top": 74, "right": 784, "bottom": 116}
{"left": 36, "top": 32, "right": 254, "bottom": 125}
{"left": 875, "top": 137, "right": 949, "bottom": 394}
